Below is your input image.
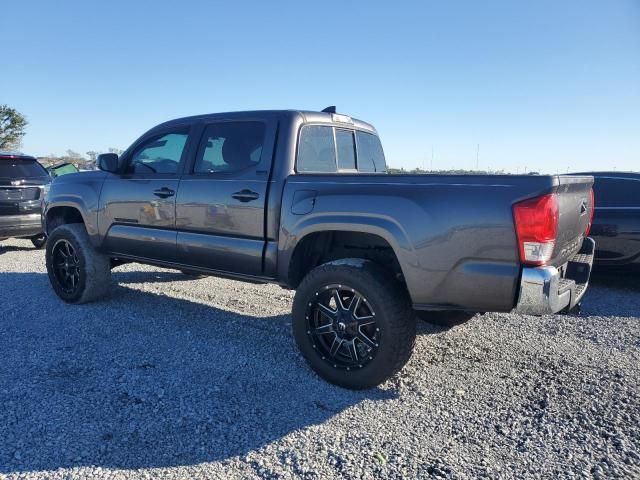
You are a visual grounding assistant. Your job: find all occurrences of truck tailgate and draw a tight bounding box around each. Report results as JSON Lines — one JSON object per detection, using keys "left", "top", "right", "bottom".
{"left": 552, "top": 175, "right": 594, "bottom": 266}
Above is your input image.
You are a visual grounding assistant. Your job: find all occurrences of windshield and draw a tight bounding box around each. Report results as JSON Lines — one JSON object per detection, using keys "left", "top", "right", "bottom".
{"left": 49, "top": 163, "right": 79, "bottom": 177}
{"left": 0, "top": 158, "right": 49, "bottom": 178}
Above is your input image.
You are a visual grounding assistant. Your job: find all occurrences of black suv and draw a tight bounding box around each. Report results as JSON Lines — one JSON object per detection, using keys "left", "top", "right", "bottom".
{"left": 0, "top": 152, "right": 50, "bottom": 248}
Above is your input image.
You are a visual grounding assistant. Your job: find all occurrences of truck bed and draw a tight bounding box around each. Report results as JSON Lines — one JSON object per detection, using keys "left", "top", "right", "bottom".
{"left": 279, "top": 173, "right": 594, "bottom": 312}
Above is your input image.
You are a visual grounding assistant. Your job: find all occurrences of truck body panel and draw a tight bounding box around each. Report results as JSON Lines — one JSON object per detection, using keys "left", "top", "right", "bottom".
{"left": 44, "top": 110, "right": 594, "bottom": 315}
{"left": 576, "top": 172, "right": 640, "bottom": 268}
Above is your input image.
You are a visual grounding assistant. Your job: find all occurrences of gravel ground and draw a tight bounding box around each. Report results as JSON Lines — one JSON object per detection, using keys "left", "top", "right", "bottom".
{"left": 0, "top": 238, "right": 639, "bottom": 480}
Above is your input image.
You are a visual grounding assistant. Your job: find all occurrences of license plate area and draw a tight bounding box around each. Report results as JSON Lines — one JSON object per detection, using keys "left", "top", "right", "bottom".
{"left": 0, "top": 187, "right": 40, "bottom": 201}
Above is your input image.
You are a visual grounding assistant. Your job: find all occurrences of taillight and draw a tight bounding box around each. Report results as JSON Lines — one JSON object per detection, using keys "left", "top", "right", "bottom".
{"left": 513, "top": 193, "right": 559, "bottom": 266}
{"left": 585, "top": 188, "right": 595, "bottom": 236}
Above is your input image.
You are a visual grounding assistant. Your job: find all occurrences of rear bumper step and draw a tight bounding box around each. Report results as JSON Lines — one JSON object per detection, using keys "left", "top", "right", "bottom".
{"left": 514, "top": 237, "right": 595, "bottom": 315}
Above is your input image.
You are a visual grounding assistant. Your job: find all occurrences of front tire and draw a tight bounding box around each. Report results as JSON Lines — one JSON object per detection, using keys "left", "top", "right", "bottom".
{"left": 45, "top": 224, "right": 111, "bottom": 304}
{"left": 292, "top": 260, "right": 416, "bottom": 389}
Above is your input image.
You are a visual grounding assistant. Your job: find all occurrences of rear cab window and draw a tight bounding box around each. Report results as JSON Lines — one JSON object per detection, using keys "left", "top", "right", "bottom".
{"left": 296, "top": 125, "right": 386, "bottom": 173}
{"left": 0, "top": 158, "right": 48, "bottom": 178}
{"left": 335, "top": 129, "right": 356, "bottom": 171}
{"left": 356, "top": 131, "right": 386, "bottom": 173}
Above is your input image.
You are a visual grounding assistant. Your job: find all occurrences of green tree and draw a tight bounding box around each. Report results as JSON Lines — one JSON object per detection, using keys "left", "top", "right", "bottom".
{"left": 0, "top": 104, "right": 28, "bottom": 150}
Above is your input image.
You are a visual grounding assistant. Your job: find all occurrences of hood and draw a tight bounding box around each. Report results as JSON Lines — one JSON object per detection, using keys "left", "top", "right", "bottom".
{"left": 51, "top": 170, "right": 108, "bottom": 184}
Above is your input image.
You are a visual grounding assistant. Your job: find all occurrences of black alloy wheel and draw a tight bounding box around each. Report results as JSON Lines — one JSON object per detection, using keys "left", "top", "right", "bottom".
{"left": 51, "top": 239, "right": 81, "bottom": 294}
{"left": 46, "top": 224, "right": 112, "bottom": 304}
{"left": 292, "top": 260, "right": 416, "bottom": 389}
{"left": 306, "top": 284, "right": 380, "bottom": 370}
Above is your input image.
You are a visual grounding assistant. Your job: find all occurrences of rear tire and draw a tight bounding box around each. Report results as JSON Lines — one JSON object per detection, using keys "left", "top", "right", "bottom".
{"left": 180, "top": 269, "right": 207, "bottom": 279}
{"left": 292, "top": 260, "right": 416, "bottom": 389}
{"left": 45, "top": 223, "right": 111, "bottom": 304}
{"left": 31, "top": 234, "right": 47, "bottom": 249}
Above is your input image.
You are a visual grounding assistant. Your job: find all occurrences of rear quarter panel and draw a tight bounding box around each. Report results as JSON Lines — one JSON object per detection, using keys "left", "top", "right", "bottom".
{"left": 279, "top": 174, "right": 565, "bottom": 312}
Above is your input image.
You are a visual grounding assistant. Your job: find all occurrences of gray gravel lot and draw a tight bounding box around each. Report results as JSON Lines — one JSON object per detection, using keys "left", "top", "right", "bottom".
{"left": 0, "top": 238, "right": 639, "bottom": 479}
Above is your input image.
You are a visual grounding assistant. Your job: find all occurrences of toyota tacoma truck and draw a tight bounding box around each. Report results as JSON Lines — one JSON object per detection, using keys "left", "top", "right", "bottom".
{"left": 43, "top": 108, "right": 595, "bottom": 389}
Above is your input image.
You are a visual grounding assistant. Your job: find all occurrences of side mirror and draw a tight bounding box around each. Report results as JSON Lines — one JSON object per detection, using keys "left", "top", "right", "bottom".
{"left": 97, "top": 153, "right": 119, "bottom": 173}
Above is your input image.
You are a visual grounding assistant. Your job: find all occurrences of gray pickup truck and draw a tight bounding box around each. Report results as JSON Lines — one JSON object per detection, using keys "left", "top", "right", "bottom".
{"left": 43, "top": 108, "right": 595, "bottom": 389}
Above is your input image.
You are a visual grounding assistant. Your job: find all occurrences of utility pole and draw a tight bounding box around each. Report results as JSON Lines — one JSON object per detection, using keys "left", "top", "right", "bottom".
{"left": 431, "top": 146, "right": 434, "bottom": 172}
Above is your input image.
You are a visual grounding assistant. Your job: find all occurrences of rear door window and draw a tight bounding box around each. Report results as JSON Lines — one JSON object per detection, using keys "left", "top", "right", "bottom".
{"left": 193, "top": 122, "right": 265, "bottom": 174}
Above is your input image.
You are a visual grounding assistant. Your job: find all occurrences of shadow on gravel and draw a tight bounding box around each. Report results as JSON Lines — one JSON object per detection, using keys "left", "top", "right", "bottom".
{"left": 0, "top": 244, "right": 35, "bottom": 254}
{"left": 576, "top": 270, "right": 640, "bottom": 317}
{"left": 113, "top": 270, "right": 191, "bottom": 284}
{"left": 0, "top": 272, "right": 401, "bottom": 475}
{"left": 590, "top": 269, "right": 640, "bottom": 292}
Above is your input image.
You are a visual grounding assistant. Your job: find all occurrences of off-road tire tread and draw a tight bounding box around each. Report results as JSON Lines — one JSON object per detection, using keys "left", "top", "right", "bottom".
{"left": 293, "top": 260, "right": 416, "bottom": 389}
{"left": 46, "top": 223, "right": 111, "bottom": 304}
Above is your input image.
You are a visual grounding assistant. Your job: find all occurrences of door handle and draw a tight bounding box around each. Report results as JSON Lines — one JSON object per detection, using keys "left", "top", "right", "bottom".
{"left": 232, "top": 189, "right": 260, "bottom": 202}
{"left": 153, "top": 187, "right": 175, "bottom": 198}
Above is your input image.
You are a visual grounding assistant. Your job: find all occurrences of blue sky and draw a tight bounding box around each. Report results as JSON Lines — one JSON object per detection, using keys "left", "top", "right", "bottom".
{"left": 2, "top": 0, "right": 639, "bottom": 173}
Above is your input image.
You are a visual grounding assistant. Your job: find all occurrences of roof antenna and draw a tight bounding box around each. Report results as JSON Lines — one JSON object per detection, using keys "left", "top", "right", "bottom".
{"left": 321, "top": 106, "right": 337, "bottom": 113}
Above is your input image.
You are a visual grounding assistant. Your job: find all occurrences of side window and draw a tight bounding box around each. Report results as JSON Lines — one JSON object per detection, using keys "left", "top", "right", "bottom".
{"left": 297, "top": 126, "right": 337, "bottom": 173}
{"left": 336, "top": 129, "right": 356, "bottom": 170}
{"left": 129, "top": 130, "right": 189, "bottom": 174}
{"left": 356, "top": 131, "right": 386, "bottom": 173}
{"left": 194, "top": 122, "right": 265, "bottom": 174}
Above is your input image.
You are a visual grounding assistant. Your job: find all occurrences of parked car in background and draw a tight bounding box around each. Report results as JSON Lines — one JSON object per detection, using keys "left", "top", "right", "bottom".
{"left": 579, "top": 172, "right": 640, "bottom": 268}
{"left": 48, "top": 162, "right": 79, "bottom": 178}
{"left": 0, "top": 152, "right": 50, "bottom": 248}
{"left": 43, "top": 109, "right": 595, "bottom": 388}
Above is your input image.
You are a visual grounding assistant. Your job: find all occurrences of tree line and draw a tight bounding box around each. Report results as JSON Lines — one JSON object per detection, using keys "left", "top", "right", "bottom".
{"left": 0, "top": 104, "right": 123, "bottom": 169}
{"left": 385, "top": 167, "right": 528, "bottom": 175}
{"left": 38, "top": 149, "right": 123, "bottom": 170}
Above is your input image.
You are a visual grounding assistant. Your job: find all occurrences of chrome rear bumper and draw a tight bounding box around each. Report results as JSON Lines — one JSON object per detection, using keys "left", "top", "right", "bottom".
{"left": 514, "top": 237, "right": 595, "bottom": 315}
